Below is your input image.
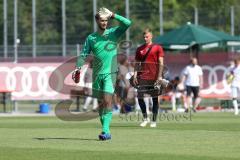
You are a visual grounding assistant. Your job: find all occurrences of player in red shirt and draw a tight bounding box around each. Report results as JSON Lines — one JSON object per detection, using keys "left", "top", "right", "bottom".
{"left": 132, "top": 28, "right": 165, "bottom": 128}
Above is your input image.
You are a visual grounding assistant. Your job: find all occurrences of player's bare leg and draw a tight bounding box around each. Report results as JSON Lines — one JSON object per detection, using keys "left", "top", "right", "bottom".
{"left": 193, "top": 97, "right": 201, "bottom": 111}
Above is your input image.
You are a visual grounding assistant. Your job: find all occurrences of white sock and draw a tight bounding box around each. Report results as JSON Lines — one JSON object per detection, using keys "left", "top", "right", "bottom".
{"left": 171, "top": 95, "right": 176, "bottom": 111}
{"left": 189, "top": 98, "right": 193, "bottom": 109}
{"left": 92, "top": 98, "right": 98, "bottom": 110}
{"left": 83, "top": 97, "right": 92, "bottom": 109}
{"left": 233, "top": 100, "right": 239, "bottom": 115}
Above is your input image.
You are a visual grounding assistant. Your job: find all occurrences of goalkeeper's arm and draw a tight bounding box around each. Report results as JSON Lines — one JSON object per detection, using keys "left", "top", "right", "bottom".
{"left": 98, "top": 7, "right": 132, "bottom": 35}
{"left": 113, "top": 14, "right": 132, "bottom": 31}
{"left": 73, "top": 36, "right": 91, "bottom": 83}
{"left": 76, "top": 36, "right": 91, "bottom": 68}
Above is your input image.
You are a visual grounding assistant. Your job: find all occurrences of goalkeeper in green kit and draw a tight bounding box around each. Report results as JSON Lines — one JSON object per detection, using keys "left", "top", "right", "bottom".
{"left": 72, "top": 7, "right": 131, "bottom": 140}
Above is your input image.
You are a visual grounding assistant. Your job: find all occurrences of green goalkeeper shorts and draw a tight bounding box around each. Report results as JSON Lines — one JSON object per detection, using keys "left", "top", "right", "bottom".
{"left": 92, "top": 72, "right": 117, "bottom": 98}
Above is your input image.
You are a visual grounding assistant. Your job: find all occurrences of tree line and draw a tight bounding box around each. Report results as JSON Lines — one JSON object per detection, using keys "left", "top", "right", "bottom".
{"left": 0, "top": 0, "right": 239, "bottom": 46}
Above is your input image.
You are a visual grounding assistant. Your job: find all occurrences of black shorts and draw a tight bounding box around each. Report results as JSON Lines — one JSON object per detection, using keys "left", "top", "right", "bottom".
{"left": 186, "top": 86, "right": 199, "bottom": 99}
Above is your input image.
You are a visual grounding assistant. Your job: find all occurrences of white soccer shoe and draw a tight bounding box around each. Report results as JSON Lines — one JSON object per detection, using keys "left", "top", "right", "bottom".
{"left": 140, "top": 118, "right": 150, "bottom": 127}
{"left": 150, "top": 122, "right": 157, "bottom": 128}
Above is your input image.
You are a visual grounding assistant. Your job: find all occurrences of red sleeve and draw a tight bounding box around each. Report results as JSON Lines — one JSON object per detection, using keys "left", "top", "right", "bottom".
{"left": 158, "top": 45, "right": 164, "bottom": 58}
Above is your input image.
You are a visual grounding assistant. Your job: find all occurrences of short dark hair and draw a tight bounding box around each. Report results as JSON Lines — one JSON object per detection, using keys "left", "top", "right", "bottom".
{"left": 143, "top": 28, "right": 152, "bottom": 35}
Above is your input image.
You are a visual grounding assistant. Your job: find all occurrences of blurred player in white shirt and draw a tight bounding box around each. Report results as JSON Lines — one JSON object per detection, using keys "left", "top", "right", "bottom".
{"left": 229, "top": 57, "right": 240, "bottom": 115}
{"left": 181, "top": 58, "right": 203, "bottom": 112}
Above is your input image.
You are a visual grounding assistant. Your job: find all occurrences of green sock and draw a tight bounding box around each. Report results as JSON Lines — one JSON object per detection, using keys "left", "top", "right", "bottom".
{"left": 98, "top": 108, "right": 103, "bottom": 126}
{"left": 102, "top": 109, "right": 112, "bottom": 134}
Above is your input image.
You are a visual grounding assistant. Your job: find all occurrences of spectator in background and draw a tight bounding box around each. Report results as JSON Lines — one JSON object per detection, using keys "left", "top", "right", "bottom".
{"left": 116, "top": 56, "right": 131, "bottom": 112}
{"left": 82, "top": 62, "right": 98, "bottom": 112}
{"left": 181, "top": 58, "right": 203, "bottom": 113}
{"left": 228, "top": 57, "right": 240, "bottom": 115}
{"left": 168, "top": 76, "right": 187, "bottom": 112}
{"left": 226, "top": 60, "right": 235, "bottom": 85}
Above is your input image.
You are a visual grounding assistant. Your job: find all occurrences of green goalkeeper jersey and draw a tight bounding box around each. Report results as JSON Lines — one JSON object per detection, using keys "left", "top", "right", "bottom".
{"left": 76, "top": 14, "right": 132, "bottom": 75}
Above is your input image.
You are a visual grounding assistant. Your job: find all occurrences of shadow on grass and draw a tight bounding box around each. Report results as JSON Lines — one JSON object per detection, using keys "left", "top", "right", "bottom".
{"left": 33, "top": 137, "right": 99, "bottom": 141}
{"left": 111, "top": 125, "right": 140, "bottom": 129}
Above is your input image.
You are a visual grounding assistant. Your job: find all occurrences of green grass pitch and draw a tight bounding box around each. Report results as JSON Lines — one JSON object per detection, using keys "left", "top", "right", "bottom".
{"left": 0, "top": 112, "right": 239, "bottom": 160}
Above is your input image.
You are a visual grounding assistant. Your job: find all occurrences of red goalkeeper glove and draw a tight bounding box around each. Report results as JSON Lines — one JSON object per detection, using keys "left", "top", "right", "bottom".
{"left": 72, "top": 67, "right": 81, "bottom": 83}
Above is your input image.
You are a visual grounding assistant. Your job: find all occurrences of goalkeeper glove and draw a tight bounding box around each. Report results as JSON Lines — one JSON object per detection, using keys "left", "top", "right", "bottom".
{"left": 98, "top": 7, "right": 114, "bottom": 19}
{"left": 72, "top": 67, "right": 81, "bottom": 83}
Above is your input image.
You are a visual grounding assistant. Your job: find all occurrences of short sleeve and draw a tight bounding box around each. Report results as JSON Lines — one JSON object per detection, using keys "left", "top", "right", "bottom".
{"left": 183, "top": 67, "right": 188, "bottom": 76}
{"left": 158, "top": 45, "right": 164, "bottom": 58}
{"left": 198, "top": 67, "right": 203, "bottom": 76}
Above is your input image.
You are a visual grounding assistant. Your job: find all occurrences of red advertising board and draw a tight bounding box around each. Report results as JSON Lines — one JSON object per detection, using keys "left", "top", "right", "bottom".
{"left": 0, "top": 52, "right": 235, "bottom": 100}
